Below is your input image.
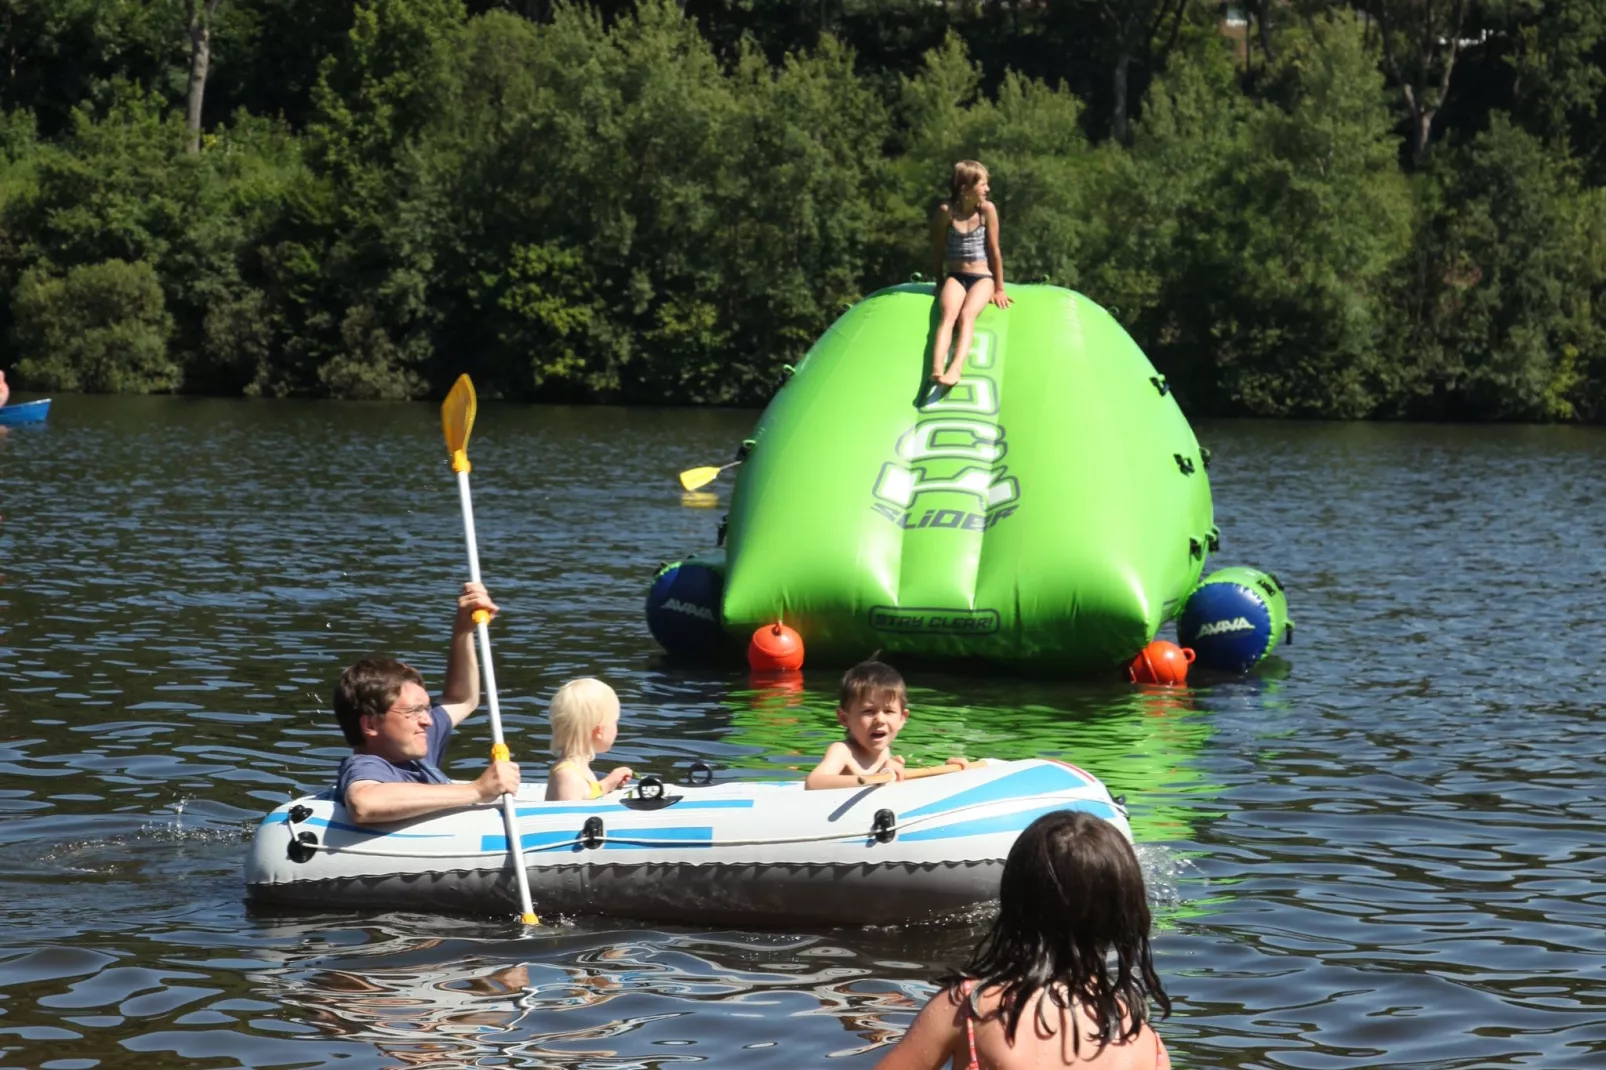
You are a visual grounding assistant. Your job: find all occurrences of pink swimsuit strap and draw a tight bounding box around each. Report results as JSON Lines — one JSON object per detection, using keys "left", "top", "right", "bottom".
{"left": 957, "top": 979, "right": 1166, "bottom": 1069}
{"left": 959, "top": 979, "right": 980, "bottom": 1070}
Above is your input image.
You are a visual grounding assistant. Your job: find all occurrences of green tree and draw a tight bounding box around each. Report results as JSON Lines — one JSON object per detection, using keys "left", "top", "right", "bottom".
{"left": 1395, "top": 115, "right": 1592, "bottom": 419}
{"left": 11, "top": 259, "right": 177, "bottom": 391}
{"left": 0, "top": 0, "right": 182, "bottom": 136}
{"left": 269, "top": 0, "right": 467, "bottom": 399}
{"left": 1147, "top": 13, "right": 1413, "bottom": 415}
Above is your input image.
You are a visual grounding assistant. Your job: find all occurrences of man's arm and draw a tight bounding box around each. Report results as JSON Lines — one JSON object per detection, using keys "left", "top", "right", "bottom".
{"left": 441, "top": 582, "right": 498, "bottom": 726}
{"left": 346, "top": 760, "right": 519, "bottom": 824}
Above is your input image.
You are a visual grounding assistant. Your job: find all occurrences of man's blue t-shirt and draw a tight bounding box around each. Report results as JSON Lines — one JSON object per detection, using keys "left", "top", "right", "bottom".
{"left": 336, "top": 705, "right": 454, "bottom": 806}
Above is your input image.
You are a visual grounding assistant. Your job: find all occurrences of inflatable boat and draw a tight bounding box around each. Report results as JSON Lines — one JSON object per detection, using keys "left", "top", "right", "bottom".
{"left": 245, "top": 758, "right": 1129, "bottom": 925}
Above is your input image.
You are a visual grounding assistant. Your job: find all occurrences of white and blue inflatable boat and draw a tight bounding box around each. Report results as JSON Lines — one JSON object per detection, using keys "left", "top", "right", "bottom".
{"left": 245, "top": 758, "right": 1130, "bottom": 925}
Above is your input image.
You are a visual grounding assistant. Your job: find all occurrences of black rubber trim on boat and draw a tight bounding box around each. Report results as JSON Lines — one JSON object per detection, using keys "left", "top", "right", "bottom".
{"left": 288, "top": 831, "right": 319, "bottom": 864}
{"left": 288, "top": 804, "right": 312, "bottom": 824}
{"left": 582, "top": 816, "right": 606, "bottom": 849}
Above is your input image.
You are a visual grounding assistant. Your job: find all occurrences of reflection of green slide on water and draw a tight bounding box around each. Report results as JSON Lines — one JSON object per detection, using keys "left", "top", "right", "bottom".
{"left": 722, "top": 284, "right": 1215, "bottom": 673}
{"left": 719, "top": 676, "right": 1221, "bottom": 846}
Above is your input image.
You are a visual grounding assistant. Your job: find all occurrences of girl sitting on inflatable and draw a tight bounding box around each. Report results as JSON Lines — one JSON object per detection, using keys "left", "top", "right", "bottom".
{"left": 929, "top": 160, "right": 1011, "bottom": 388}
{"left": 875, "top": 810, "right": 1171, "bottom": 1069}
{"left": 545, "top": 678, "right": 634, "bottom": 801}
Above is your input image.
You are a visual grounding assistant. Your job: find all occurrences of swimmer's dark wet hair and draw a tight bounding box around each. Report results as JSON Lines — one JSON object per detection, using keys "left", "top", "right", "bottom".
{"left": 941, "top": 809, "right": 1169, "bottom": 1053}
{"left": 836, "top": 659, "right": 907, "bottom": 712}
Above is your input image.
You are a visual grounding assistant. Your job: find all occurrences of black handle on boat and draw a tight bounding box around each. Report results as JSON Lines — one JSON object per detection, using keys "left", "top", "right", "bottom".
{"left": 871, "top": 809, "right": 897, "bottom": 844}
{"left": 685, "top": 762, "right": 714, "bottom": 786}
{"left": 581, "top": 816, "right": 605, "bottom": 849}
{"left": 288, "top": 831, "right": 319, "bottom": 863}
{"left": 637, "top": 776, "right": 664, "bottom": 801}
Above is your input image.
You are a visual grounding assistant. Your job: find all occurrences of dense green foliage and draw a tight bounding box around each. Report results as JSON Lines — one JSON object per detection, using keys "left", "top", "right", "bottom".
{"left": 2, "top": 0, "right": 1605, "bottom": 418}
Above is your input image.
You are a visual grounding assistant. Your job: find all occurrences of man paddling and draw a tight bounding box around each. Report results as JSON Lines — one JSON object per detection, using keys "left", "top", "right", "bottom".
{"left": 332, "top": 582, "right": 520, "bottom": 824}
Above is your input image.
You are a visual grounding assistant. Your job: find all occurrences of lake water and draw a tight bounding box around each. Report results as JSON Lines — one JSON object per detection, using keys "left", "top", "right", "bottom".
{"left": 2, "top": 396, "right": 1604, "bottom": 1069}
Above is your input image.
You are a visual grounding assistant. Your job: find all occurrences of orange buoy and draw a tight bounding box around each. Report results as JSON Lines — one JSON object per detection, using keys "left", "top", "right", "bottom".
{"left": 748, "top": 622, "right": 805, "bottom": 671}
{"left": 1126, "top": 640, "right": 1195, "bottom": 685}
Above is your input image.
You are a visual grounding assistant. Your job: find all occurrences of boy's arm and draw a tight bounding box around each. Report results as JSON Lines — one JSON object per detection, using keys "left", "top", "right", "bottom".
{"left": 805, "top": 743, "right": 905, "bottom": 790}
{"left": 804, "top": 742, "right": 852, "bottom": 790}
{"left": 441, "top": 582, "right": 498, "bottom": 726}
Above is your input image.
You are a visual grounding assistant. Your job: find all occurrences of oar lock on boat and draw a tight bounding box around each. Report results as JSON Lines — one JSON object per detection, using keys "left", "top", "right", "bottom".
{"left": 286, "top": 804, "right": 318, "bottom": 863}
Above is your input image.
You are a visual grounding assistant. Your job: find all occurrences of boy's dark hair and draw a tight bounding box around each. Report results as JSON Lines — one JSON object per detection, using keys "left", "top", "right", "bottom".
{"left": 837, "top": 660, "right": 907, "bottom": 711}
{"left": 942, "top": 810, "right": 1168, "bottom": 1052}
{"left": 334, "top": 658, "right": 425, "bottom": 747}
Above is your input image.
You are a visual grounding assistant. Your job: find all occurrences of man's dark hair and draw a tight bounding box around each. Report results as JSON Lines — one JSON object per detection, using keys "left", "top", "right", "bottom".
{"left": 333, "top": 658, "right": 425, "bottom": 747}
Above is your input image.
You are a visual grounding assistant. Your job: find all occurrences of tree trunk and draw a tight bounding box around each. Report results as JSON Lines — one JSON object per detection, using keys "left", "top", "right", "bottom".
{"left": 1253, "top": 0, "right": 1275, "bottom": 64}
{"left": 186, "top": 0, "right": 222, "bottom": 154}
{"left": 1112, "top": 49, "right": 1131, "bottom": 143}
{"left": 1411, "top": 107, "right": 1436, "bottom": 169}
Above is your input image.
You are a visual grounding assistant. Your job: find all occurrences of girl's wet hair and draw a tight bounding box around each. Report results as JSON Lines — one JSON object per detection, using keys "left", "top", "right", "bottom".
{"left": 942, "top": 809, "right": 1168, "bottom": 1052}
{"left": 949, "top": 159, "right": 989, "bottom": 201}
{"left": 547, "top": 677, "right": 620, "bottom": 758}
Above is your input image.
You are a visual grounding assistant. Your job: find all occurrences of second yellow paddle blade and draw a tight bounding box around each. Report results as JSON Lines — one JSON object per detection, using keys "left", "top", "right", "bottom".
{"left": 678, "top": 466, "right": 721, "bottom": 491}
{"left": 442, "top": 374, "right": 477, "bottom": 455}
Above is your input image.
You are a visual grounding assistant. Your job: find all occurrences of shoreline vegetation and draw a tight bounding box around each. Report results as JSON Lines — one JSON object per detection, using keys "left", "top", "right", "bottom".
{"left": 2, "top": 1, "right": 1604, "bottom": 421}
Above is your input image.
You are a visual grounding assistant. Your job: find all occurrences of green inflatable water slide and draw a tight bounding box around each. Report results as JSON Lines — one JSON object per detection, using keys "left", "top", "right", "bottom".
{"left": 721, "top": 283, "right": 1216, "bottom": 674}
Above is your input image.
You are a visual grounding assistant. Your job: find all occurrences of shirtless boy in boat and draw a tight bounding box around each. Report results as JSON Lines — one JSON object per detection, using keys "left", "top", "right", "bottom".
{"left": 332, "top": 582, "right": 520, "bottom": 824}
{"left": 805, "top": 660, "right": 968, "bottom": 790}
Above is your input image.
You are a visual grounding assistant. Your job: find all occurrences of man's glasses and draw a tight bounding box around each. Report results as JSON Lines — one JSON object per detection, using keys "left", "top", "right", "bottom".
{"left": 383, "top": 703, "right": 433, "bottom": 722}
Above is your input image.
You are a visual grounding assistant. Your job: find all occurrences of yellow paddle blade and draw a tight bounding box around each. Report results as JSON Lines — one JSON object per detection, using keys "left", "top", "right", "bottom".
{"left": 442, "top": 375, "right": 477, "bottom": 472}
{"left": 678, "top": 465, "right": 722, "bottom": 491}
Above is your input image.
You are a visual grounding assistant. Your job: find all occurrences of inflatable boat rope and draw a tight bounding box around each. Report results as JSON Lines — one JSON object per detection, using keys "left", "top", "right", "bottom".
{"left": 271, "top": 790, "right": 1122, "bottom": 860}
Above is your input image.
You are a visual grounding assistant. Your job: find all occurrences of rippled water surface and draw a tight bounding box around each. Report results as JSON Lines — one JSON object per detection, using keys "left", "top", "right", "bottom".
{"left": 3, "top": 397, "right": 1604, "bottom": 1069}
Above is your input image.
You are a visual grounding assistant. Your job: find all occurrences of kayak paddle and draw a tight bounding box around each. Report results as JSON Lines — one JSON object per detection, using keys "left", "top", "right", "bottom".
{"left": 441, "top": 374, "right": 538, "bottom": 927}
{"left": 678, "top": 461, "right": 741, "bottom": 491}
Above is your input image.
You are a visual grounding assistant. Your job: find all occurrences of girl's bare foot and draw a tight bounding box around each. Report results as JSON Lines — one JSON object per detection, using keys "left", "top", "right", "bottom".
{"left": 939, "top": 365, "right": 963, "bottom": 386}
